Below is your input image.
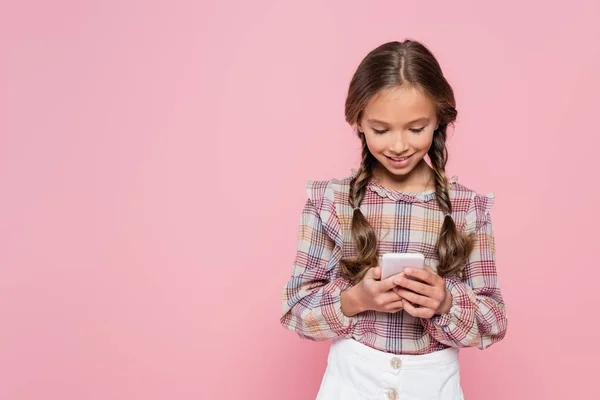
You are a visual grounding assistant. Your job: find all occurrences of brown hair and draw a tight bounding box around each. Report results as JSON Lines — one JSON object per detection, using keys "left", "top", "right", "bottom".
{"left": 340, "top": 40, "right": 475, "bottom": 284}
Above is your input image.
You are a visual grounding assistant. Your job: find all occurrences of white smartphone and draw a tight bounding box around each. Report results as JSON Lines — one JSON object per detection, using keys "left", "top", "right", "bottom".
{"left": 381, "top": 253, "right": 425, "bottom": 280}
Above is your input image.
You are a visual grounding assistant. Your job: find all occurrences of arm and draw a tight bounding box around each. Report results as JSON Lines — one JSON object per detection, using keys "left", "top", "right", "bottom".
{"left": 420, "top": 196, "right": 508, "bottom": 349}
{"left": 280, "top": 198, "right": 357, "bottom": 341}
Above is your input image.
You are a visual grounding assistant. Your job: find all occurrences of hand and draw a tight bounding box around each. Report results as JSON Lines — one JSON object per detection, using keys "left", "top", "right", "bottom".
{"left": 340, "top": 266, "right": 404, "bottom": 317}
{"left": 392, "top": 265, "right": 452, "bottom": 319}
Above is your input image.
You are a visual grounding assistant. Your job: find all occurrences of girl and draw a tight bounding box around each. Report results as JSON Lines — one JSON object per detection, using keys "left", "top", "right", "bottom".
{"left": 280, "top": 40, "right": 508, "bottom": 399}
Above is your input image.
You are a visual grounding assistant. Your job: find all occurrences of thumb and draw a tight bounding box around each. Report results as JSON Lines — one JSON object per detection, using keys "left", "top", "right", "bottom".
{"left": 370, "top": 266, "right": 381, "bottom": 280}
{"left": 423, "top": 264, "right": 436, "bottom": 274}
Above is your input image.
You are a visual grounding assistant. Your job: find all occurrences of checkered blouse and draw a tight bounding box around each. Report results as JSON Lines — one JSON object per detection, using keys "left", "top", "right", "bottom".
{"left": 280, "top": 172, "right": 507, "bottom": 355}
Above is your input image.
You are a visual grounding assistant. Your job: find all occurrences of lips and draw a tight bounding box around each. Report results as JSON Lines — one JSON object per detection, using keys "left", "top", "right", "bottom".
{"left": 385, "top": 154, "right": 412, "bottom": 161}
{"left": 384, "top": 154, "right": 413, "bottom": 169}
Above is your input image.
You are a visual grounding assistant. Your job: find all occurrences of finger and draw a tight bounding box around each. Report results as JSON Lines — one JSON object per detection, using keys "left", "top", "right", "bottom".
{"left": 395, "top": 289, "right": 438, "bottom": 310}
{"left": 379, "top": 274, "right": 401, "bottom": 291}
{"left": 393, "top": 285, "right": 418, "bottom": 296}
{"left": 382, "top": 290, "right": 404, "bottom": 303}
{"left": 383, "top": 300, "right": 404, "bottom": 312}
{"left": 402, "top": 299, "right": 435, "bottom": 319}
{"left": 393, "top": 275, "right": 433, "bottom": 297}
{"left": 404, "top": 266, "right": 439, "bottom": 285}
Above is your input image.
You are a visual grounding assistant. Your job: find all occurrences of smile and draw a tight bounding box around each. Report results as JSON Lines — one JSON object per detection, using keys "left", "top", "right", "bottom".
{"left": 384, "top": 154, "right": 413, "bottom": 168}
{"left": 385, "top": 154, "right": 412, "bottom": 161}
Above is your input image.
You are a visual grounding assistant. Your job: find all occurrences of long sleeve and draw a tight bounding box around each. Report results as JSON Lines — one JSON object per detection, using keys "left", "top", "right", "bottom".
{"left": 420, "top": 193, "right": 508, "bottom": 349}
{"left": 280, "top": 195, "right": 357, "bottom": 341}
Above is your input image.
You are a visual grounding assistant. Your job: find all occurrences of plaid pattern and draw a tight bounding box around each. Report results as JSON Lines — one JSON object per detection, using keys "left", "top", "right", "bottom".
{"left": 280, "top": 172, "right": 507, "bottom": 355}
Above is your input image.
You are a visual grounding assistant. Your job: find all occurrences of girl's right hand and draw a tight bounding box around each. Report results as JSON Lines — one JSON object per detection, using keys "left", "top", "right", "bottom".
{"left": 340, "top": 266, "right": 404, "bottom": 317}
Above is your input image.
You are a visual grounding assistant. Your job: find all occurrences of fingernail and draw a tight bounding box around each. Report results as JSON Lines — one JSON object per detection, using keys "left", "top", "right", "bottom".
{"left": 393, "top": 277, "right": 401, "bottom": 285}
{"left": 405, "top": 268, "right": 412, "bottom": 275}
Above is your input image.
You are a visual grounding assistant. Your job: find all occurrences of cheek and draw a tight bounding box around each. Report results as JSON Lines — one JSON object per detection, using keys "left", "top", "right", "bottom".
{"left": 364, "top": 134, "right": 387, "bottom": 153}
{"left": 413, "top": 133, "right": 435, "bottom": 152}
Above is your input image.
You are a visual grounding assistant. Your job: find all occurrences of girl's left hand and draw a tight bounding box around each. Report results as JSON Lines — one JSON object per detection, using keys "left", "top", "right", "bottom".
{"left": 392, "top": 265, "right": 452, "bottom": 319}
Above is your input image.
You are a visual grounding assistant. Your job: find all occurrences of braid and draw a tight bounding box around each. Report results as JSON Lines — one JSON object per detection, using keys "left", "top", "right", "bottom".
{"left": 429, "top": 127, "right": 475, "bottom": 278}
{"left": 340, "top": 133, "right": 379, "bottom": 284}
{"left": 348, "top": 135, "right": 374, "bottom": 209}
{"left": 430, "top": 132, "right": 452, "bottom": 215}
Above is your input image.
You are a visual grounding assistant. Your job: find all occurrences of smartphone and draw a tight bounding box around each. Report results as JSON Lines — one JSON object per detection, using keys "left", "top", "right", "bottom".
{"left": 380, "top": 253, "right": 425, "bottom": 280}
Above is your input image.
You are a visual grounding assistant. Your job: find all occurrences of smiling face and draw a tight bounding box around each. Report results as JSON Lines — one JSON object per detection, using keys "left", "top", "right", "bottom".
{"left": 358, "top": 84, "right": 439, "bottom": 191}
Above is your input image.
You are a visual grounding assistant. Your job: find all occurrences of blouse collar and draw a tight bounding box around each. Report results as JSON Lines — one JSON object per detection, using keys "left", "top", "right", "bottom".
{"left": 350, "top": 169, "right": 458, "bottom": 204}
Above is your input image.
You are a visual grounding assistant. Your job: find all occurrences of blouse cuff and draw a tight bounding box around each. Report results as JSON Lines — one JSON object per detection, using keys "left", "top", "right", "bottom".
{"left": 322, "top": 278, "right": 358, "bottom": 335}
{"left": 432, "top": 278, "right": 475, "bottom": 328}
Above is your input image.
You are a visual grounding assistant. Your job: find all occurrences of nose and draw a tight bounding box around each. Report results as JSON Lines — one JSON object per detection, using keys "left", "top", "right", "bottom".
{"left": 388, "top": 132, "right": 409, "bottom": 155}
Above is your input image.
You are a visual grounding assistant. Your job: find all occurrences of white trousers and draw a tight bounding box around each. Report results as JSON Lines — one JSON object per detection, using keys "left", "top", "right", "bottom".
{"left": 316, "top": 338, "right": 464, "bottom": 400}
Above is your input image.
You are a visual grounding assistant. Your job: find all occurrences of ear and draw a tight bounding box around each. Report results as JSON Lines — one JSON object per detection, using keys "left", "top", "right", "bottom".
{"left": 356, "top": 123, "right": 364, "bottom": 134}
{"left": 356, "top": 114, "right": 366, "bottom": 134}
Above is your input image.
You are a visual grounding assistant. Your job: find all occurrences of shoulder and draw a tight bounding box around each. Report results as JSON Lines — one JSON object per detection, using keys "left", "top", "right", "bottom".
{"left": 451, "top": 180, "right": 495, "bottom": 210}
{"left": 303, "top": 174, "right": 353, "bottom": 245}
{"left": 450, "top": 178, "right": 495, "bottom": 231}
{"left": 305, "top": 173, "right": 353, "bottom": 206}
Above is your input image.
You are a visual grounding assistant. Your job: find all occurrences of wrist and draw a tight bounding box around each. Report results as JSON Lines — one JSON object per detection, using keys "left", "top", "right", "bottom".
{"left": 341, "top": 286, "right": 364, "bottom": 317}
{"left": 436, "top": 287, "right": 453, "bottom": 315}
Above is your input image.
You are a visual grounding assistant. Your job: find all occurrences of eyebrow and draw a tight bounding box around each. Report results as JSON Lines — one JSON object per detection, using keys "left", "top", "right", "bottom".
{"left": 367, "top": 117, "right": 430, "bottom": 125}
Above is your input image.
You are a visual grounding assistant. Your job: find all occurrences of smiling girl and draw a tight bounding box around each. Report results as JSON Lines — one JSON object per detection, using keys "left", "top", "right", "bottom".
{"left": 280, "top": 40, "right": 508, "bottom": 399}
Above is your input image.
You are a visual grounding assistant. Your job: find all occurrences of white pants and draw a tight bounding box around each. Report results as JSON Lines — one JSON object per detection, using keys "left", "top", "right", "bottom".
{"left": 316, "top": 338, "right": 464, "bottom": 400}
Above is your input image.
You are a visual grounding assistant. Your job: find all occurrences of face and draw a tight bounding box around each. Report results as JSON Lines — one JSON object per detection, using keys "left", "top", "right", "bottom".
{"left": 358, "top": 84, "right": 438, "bottom": 187}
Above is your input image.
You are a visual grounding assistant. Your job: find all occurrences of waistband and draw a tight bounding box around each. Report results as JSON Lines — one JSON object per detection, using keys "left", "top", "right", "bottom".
{"left": 330, "top": 338, "right": 459, "bottom": 370}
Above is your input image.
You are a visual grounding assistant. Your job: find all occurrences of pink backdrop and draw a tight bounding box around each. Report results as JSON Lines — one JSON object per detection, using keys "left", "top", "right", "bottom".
{"left": 2, "top": 1, "right": 599, "bottom": 399}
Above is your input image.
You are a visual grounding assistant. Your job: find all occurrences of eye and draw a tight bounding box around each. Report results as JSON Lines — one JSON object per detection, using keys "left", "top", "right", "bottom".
{"left": 373, "top": 128, "right": 388, "bottom": 134}
{"left": 410, "top": 127, "right": 425, "bottom": 133}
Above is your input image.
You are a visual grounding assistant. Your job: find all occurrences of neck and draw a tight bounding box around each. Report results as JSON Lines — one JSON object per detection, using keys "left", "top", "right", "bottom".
{"left": 373, "top": 160, "right": 435, "bottom": 192}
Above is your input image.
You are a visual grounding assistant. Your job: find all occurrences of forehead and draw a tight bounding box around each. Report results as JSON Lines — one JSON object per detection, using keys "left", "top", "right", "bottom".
{"left": 362, "top": 85, "right": 436, "bottom": 123}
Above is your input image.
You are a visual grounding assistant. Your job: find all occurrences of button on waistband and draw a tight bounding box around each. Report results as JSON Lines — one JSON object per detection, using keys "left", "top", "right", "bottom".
{"left": 390, "top": 357, "right": 402, "bottom": 369}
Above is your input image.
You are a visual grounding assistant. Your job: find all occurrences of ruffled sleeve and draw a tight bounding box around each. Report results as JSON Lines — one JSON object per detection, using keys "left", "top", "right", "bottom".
{"left": 280, "top": 180, "right": 356, "bottom": 341}
{"left": 420, "top": 192, "right": 508, "bottom": 349}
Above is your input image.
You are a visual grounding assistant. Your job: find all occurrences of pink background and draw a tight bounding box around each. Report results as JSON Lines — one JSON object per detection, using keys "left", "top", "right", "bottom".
{"left": 2, "top": 1, "right": 599, "bottom": 399}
